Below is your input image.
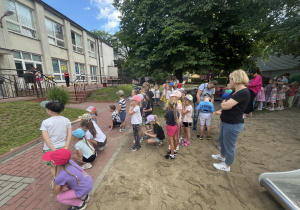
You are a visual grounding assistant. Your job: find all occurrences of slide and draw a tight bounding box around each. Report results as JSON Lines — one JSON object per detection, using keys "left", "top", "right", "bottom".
{"left": 258, "top": 169, "right": 300, "bottom": 210}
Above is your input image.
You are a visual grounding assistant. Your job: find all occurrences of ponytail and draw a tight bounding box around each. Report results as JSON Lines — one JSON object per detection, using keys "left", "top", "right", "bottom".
{"left": 81, "top": 120, "right": 97, "bottom": 137}
{"left": 169, "top": 99, "right": 178, "bottom": 124}
{"left": 154, "top": 115, "right": 160, "bottom": 125}
{"left": 60, "top": 161, "right": 88, "bottom": 186}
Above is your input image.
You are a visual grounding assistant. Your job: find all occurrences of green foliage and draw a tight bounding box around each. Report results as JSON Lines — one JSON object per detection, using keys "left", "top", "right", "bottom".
{"left": 289, "top": 75, "right": 300, "bottom": 84}
{"left": 0, "top": 101, "right": 85, "bottom": 155}
{"left": 215, "top": 77, "right": 228, "bottom": 86}
{"left": 46, "top": 87, "right": 70, "bottom": 106}
{"left": 86, "top": 84, "right": 134, "bottom": 101}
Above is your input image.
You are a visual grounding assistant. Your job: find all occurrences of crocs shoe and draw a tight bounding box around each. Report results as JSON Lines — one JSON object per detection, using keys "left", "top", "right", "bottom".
{"left": 186, "top": 141, "right": 191, "bottom": 146}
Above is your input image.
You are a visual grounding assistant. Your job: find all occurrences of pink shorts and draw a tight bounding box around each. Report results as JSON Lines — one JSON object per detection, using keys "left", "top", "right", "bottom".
{"left": 166, "top": 125, "right": 178, "bottom": 137}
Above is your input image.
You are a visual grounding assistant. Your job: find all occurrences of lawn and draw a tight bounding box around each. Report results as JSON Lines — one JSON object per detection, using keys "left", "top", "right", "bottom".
{"left": 0, "top": 101, "right": 86, "bottom": 155}
{"left": 86, "top": 84, "right": 137, "bottom": 101}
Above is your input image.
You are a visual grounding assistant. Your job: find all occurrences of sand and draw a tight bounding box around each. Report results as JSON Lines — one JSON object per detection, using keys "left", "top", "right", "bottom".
{"left": 87, "top": 103, "right": 300, "bottom": 210}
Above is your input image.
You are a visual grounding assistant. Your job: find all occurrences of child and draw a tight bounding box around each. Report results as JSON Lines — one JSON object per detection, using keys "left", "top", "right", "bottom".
{"left": 265, "top": 79, "right": 274, "bottom": 108}
{"left": 267, "top": 82, "right": 278, "bottom": 111}
{"left": 40, "top": 100, "right": 72, "bottom": 176}
{"left": 154, "top": 84, "right": 160, "bottom": 106}
{"left": 196, "top": 94, "right": 215, "bottom": 140}
{"left": 42, "top": 149, "right": 93, "bottom": 210}
{"left": 224, "top": 83, "right": 232, "bottom": 94}
{"left": 72, "top": 128, "right": 96, "bottom": 169}
{"left": 181, "top": 94, "right": 193, "bottom": 146}
{"left": 164, "top": 99, "right": 179, "bottom": 159}
{"left": 160, "top": 83, "right": 167, "bottom": 108}
{"left": 80, "top": 114, "right": 107, "bottom": 151}
{"left": 288, "top": 81, "right": 299, "bottom": 107}
{"left": 170, "top": 90, "right": 183, "bottom": 145}
{"left": 177, "top": 83, "right": 184, "bottom": 91}
{"left": 143, "top": 91, "right": 154, "bottom": 131}
{"left": 116, "top": 90, "right": 127, "bottom": 132}
{"left": 86, "top": 106, "right": 97, "bottom": 124}
{"left": 164, "top": 84, "right": 171, "bottom": 110}
{"left": 276, "top": 81, "right": 289, "bottom": 110}
{"left": 108, "top": 105, "right": 121, "bottom": 130}
{"left": 150, "top": 84, "right": 155, "bottom": 102}
{"left": 144, "top": 115, "right": 165, "bottom": 146}
{"left": 128, "top": 95, "right": 142, "bottom": 151}
{"left": 256, "top": 85, "right": 265, "bottom": 111}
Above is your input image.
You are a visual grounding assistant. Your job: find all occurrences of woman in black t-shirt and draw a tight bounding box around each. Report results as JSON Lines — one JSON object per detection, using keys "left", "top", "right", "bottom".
{"left": 212, "top": 69, "right": 250, "bottom": 172}
{"left": 144, "top": 115, "right": 165, "bottom": 146}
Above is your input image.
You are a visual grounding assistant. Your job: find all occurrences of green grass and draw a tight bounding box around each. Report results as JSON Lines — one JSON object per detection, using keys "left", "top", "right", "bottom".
{"left": 86, "top": 84, "right": 136, "bottom": 101}
{"left": 0, "top": 101, "right": 86, "bottom": 155}
{"left": 153, "top": 105, "right": 167, "bottom": 117}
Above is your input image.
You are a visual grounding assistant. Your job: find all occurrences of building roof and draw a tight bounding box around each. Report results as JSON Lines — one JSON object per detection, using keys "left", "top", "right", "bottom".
{"left": 37, "top": 0, "right": 113, "bottom": 47}
{"left": 257, "top": 55, "right": 300, "bottom": 71}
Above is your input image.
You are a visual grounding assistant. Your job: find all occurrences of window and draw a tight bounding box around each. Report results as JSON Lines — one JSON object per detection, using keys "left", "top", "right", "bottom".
{"left": 2, "top": 0, "right": 36, "bottom": 38}
{"left": 52, "top": 59, "right": 68, "bottom": 81}
{"left": 13, "top": 51, "right": 43, "bottom": 76}
{"left": 45, "top": 18, "right": 65, "bottom": 47}
{"left": 88, "top": 39, "right": 95, "bottom": 58}
{"left": 90, "top": 66, "right": 97, "bottom": 81}
{"left": 71, "top": 31, "right": 83, "bottom": 53}
{"left": 75, "top": 63, "right": 85, "bottom": 80}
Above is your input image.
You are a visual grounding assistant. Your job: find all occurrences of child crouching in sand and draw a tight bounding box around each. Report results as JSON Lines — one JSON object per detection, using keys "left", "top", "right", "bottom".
{"left": 145, "top": 115, "right": 165, "bottom": 146}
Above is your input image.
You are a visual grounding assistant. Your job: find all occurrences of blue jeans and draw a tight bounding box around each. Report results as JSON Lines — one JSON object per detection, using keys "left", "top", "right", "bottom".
{"left": 192, "top": 102, "right": 200, "bottom": 131}
{"left": 219, "top": 122, "right": 244, "bottom": 165}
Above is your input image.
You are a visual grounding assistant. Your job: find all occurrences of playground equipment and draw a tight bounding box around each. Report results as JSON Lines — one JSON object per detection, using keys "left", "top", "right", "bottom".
{"left": 258, "top": 169, "right": 300, "bottom": 209}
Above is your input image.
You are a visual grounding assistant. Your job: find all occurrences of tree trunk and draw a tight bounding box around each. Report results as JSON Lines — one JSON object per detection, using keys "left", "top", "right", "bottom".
{"left": 174, "top": 69, "right": 183, "bottom": 83}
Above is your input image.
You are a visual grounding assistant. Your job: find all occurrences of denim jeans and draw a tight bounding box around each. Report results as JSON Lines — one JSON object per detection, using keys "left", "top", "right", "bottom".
{"left": 219, "top": 122, "right": 244, "bottom": 165}
{"left": 192, "top": 102, "right": 200, "bottom": 131}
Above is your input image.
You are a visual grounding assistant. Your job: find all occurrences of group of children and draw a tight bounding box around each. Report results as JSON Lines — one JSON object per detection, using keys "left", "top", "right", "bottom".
{"left": 40, "top": 101, "right": 107, "bottom": 210}
{"left": 255, "top": 78, "right": 300, "bottom": 111}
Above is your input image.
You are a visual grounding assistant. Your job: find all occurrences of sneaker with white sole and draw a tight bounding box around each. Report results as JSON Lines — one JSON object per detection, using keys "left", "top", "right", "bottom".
{"left": 81, "top": 163, "right": 92, "bottom": 170}
{"left": 119, "top": 128, "right": 126, "bottom": 132}
{"left": 213, "top": 162, "right": 230, "bottom": 172}
{"left": 212, "top": 154, "right": 225, "bottom": 162}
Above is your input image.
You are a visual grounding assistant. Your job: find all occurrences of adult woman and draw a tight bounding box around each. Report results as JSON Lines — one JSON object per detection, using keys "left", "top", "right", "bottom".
{"left": 212, "top": 69, "right": 250, "bottom": 172}
{"left": 64, "top": 70, "right": 70, "bottom": 88}
{"left": 244, "top": 67, "right": 262, "bottom": 117}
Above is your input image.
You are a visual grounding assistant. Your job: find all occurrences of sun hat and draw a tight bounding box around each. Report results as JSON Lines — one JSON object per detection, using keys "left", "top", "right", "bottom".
{"left": 72, "top": 128, "right": 85, "bottom": 138}
{"left": 185, "top": 94, "right": 193, "bottom": 101}
{"left": 146, "top": 115, "right": 155, "bottom": 124}
{"left": 169, "top": 82, "right": 173, "bottom": 86}
{"left": 42, "top": 149, "right": 71, "bottom": 166}
{"left": 78, "top": 113, "right": 92, "bottom": 121}
{"left": 177, "top": 83, "right": 182, "bottom": 89}
{"left": 170, "top": 90, "right": 182, "bottom": 98}
{"left": 116, "top": 90, "right": 124, "bottom": 96}
{"left": 86, "top": 106, "right": 96, "bottom": 112}
{"left": 163, "top": 83, "right": 167, "bottom": 88}
{"left": 129, "top": 95, "right": 142, "bottom": 102}
{"left": 137, "top": 94, "right": 144, "bottom": 100}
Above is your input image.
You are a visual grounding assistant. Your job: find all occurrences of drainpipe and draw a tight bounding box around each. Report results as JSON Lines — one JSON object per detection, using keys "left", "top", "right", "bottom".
{"left": 96, "top": 38, "right": 102, "bottom": 84}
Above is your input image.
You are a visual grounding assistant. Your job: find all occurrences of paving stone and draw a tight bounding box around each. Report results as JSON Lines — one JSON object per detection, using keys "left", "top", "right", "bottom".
{"left": 11, "top": 182, "right": 23, "bottom": 189}
{"left": 0, "top": 188, "right": 14, "bottom": 202}
{"left": 10, "top": 183, "right": 28, "bottom": 196}
{"left": 0, "top": 182, "right": 15, "bottom": 194}
{"left": 0, "top": 195, "right": 12, "bottom": 208}
{"left": 0, "top": 181, "right": 4, "bottom": 185}
{"left": 9, "top": 176, "right": 23, "bottom": 182}
{"left": 20, "top": 177, "right": 35, "bottom": 184}
{"left": 0, "top": 174, "right": 11, "bottom": 181}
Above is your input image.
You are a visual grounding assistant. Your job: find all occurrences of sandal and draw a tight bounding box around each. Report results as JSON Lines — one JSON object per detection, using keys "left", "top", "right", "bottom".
{"left": 207, "top": 136, "right": 211, "bottom": 140}
{"left": 197, "top": 135, "right": 203, "bottom": 140}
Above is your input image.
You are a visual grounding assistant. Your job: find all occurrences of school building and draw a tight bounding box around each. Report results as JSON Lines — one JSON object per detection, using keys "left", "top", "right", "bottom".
{"left": 0, "top": 0, "right": 118, "bottom": 85}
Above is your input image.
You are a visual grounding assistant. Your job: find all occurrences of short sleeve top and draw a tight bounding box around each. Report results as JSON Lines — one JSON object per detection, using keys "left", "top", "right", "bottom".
{"left": 164, "top": 111, "right": 179, "bottom": 126}
{"left": 198, "top": 83, "right": 216, "bottom": 101}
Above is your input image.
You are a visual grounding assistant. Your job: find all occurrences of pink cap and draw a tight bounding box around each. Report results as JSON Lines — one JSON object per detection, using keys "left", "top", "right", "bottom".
{"left": 129, "top": 95, "right": 142, "bottom": 102}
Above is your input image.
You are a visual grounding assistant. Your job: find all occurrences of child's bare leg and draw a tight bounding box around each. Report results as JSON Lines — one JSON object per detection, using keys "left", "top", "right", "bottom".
{"left": 122, "top": 121, "right": 126, "bottom": 129}
{"left": 169, "top": 136, "right": 174, "bottom": 155}
{"left": 200, "top": 125, "right": 204, "bottom": 137}
{"left": 183, "top": 127, "right": 187, "bottom": 139}
{"left": 74, "top": 154, "right": 85, "bottom": 164}
{"left": 207, "top": 126, "right": 211, "bottom": 136}
{"left": 178, "top": 123, "right": 182, "bottom": 139}
{"left": 174, "top": 134, "right": 178, "bottom": 151}
{"left": 138, "top": 126, "right": 143, "bottom": 138}
{"left": 88, "top": 139, "right": 98, "bottom": 149}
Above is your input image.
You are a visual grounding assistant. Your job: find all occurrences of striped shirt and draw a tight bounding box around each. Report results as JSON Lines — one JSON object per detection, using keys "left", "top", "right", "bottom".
{"left": 119, "top": 98, "right": 126, "bottom": 113}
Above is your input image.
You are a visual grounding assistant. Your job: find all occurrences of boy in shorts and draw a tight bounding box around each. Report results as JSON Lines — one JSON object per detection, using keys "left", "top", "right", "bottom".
{"left": 116, "top": 90, "right": 127, "bottom": 132}
{"left": 108, "top": 105, "right": 122, "bottom": 130}
{"left": 196, "top": 94, "right": 215, "bottom": 140}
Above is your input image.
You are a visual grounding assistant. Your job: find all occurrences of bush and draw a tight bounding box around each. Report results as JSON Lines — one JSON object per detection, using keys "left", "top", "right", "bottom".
{"left": 46, "top": 86, "right": 70, "bottom": 105}
{"left": 289, "top": 75, "right": 300, "bottom": 84}
{"left": 215, "top": 77, "right": 228, "bottom": 85}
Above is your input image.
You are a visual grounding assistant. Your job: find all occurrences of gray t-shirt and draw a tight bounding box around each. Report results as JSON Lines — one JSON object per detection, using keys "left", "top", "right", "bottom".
{"left": 198, "top": 83, "right": 215, "bottom": 101}
{"left": 40, "top": 116, "right": 71, "bottom": 150}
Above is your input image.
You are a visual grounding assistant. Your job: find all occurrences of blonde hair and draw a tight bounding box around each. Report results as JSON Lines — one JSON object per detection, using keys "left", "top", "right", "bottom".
{"left": 153, "top": 115, "right": 160, "bottom": 125}
{"left": 168, "top": 99, "right": 178, "bottom": 124}
{"left": 229, "top": 69, "right": 249, "bottom": 84}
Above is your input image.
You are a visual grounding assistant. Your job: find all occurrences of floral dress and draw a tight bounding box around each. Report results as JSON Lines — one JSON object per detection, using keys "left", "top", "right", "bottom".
{"left": 256, "top": 87, "right": 265, "bottom": 102}
{"left": 277, "top": 85, "right": 286, "bottom": 100}
{"left": 160, "top": 89, "right": 167, "bottom": 102}
{"left": 268, "top": 88, "right": 277, "bottom": 103}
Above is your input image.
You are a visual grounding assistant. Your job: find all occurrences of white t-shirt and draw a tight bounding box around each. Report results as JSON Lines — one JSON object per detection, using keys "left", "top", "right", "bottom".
{"left": 198, "top": 83, "right": 215, "bottom": 101}
{"left": 155, "top": 90, "right": 160, "bottom": 98}
{"left": 40, "top": 116, "right": 71, "bottom": 150}
{"left": 182, "top": 105, "right": 193, "bottom": 123}
{"left": 166, "top": 90, "right": 171, "bottom": 100}
{"left": 85, "top": 121, "right": 106, "bottom": 143}
{"left": 74, "top": 138, "right": 95, "bottom": 159}
{"left": 150, "top": 88, "right": 155, "bottom": 98}
{"left": 131, "top": 106, "right": 142, "bottom": 124}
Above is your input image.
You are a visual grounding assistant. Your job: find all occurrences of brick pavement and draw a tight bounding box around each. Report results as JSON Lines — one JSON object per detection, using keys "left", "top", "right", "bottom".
{"left": 0, "top": 99, "right": 132, "bottom": 210}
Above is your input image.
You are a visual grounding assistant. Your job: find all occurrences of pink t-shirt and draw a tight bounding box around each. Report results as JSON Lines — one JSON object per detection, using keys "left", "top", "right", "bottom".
{"left": 248, "top": 75, "right": 262, "bottom": 95}
{"left": 182, "top": 105, "right": 193, "bottom": 123}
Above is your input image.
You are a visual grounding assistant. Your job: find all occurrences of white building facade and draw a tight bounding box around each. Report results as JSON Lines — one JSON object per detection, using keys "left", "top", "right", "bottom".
{"left": 0, "top": 0, "right": 118, "bottom": 85}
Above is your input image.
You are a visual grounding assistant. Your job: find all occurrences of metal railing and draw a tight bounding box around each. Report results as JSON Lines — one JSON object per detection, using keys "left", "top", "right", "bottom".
{"left": 0, "top": 69, "right": 56, "bottom": 100}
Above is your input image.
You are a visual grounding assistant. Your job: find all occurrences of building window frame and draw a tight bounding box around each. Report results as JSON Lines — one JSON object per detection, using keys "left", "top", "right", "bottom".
{"left": 45, "top": 18, "right": 65, "bottom": 48}
{"left": 71, "top": 31, "right": 83, "bottom": 54}
{"left": 3, "top": 0, "right": 37, "bottom": 38}
{"left": 13, "top": 51, "right": 43, "bottom": 75}
{"left": 88, "top": 39, "right": 95, "bottom": 58}
{"left": 52, "top": 59, "right": 68, "bottom": 81}
{"left": 75, "top": 62, "right": 85, "bottom": 81}
{"left": 90, "top": 65, "right": 97, "bottom": 81}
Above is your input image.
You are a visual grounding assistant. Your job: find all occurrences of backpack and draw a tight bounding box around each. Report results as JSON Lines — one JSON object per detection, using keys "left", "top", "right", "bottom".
{"left": 190, "top": 88, "right": 198, "bottom": 103}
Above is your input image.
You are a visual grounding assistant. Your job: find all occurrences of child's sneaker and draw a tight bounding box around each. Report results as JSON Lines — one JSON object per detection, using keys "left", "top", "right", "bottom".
{"left": 81, "top": 194, "right": 90, "bottom": 203}
{"left": 197, "top": 135, "right": 203, "bottom": 140}
{"left": 164, "top": 154, "right": 175, "bottom": 159}
{"left": 157, "top": 141, "right": 163, "bottom": 146}
{"left": 207, "top": 136, "right": 211, "bottom": 140}
{"left": 176, "top": 144, "right": 179, "bottom": 151}
{"left": 130, "top": 146, "right": 137, "bottom": 152}
{"left": 69, "top": 200, "right": 87, "bottom": 210}
{"left": 269, "top": 108, "right": 274, "bottom": 111}
{"left": 211, "top": 154, "right": 225, "bottom": 162}
{"left": 275, "top": 107, "right": 281, "bottom": 111}
{"left": 119, "top": 128, "right": 126, "bottom": 132}
{"left": 213, "top": 162, "right": 230, "bottom": 172}
{"left": 167, "top": 150, "right": 177, "bottom": 156}
{"left": 81, "top": 163, "right": 92, "bottom": 170}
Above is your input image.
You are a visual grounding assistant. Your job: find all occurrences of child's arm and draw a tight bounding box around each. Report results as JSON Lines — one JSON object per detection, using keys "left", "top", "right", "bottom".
{"left": 144, "top": 131, "right": 157, "bottom": 138}
{"left": 117, "top": 105, "right": 121, "bottom": 115}
{"left": 76, "top": 149, "right": 83, "bottom": 159}
{"left": 129, "top": 105, "right": 136, "bottom": 115}
{"left": 53, "top": 185, "right": 62, "bottom": 195}
{"left": 110, "top": 119, "right": 114, "bottom": 130}
{"left": 42, "top": 130, "right": 56, "bottom": 151}
{"left": 182, "top": 106, "right": 189, "bottom": 115}
{"left": 64, "top": 128, "right": 72, "bottom": 149}
{"left": 71, "top": 119, "right": 81, "bottom": 124}
{"left": 213, "top": 109, "right": 222, "bottom": 115}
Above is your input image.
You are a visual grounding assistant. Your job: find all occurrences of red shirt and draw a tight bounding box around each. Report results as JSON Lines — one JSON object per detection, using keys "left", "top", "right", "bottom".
{"left": 64, "top": 72, "right": 70, "bottom": 77}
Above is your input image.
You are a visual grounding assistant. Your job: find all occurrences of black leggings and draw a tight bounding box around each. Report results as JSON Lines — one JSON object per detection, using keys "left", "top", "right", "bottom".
{"left": 244, "top": 89, "right": 256, "bottom": 114}
{"left": 65, "top": 77, "right": 70, "bottom": 87}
